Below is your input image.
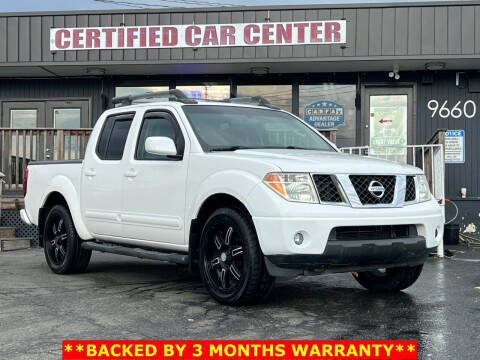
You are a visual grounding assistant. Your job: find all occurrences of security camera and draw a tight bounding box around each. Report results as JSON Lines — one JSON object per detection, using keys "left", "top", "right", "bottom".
{"left": 394, "top": 73, "right": 400, "bottom": 80}
{"left": 389, "top": 72, "right": 394, "bottom": 78}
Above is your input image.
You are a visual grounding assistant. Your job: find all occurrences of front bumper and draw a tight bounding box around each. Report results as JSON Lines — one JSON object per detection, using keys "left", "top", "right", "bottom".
{"left": 250, "top": 192, "right": 443, "bottom": 256}
{"left": 265, "top": 236, "right": 428, "bottom": 276}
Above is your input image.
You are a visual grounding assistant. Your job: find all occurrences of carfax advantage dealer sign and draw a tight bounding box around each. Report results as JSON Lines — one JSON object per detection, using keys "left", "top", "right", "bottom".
{"left": 50, "top": 21, "right": 346, "bottom": 50}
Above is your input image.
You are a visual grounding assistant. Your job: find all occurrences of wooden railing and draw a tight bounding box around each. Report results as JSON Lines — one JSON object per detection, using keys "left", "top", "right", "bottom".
{"left": 0, "top": 128, "right": 92, "bottom": 193}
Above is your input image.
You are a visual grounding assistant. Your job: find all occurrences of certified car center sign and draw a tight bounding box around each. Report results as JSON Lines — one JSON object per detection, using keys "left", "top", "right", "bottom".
{"left": 50, "top": 21, "right": 346, "bottom": 50}
{"left": 304, "top": 101, "right": 345, "bottom": 129}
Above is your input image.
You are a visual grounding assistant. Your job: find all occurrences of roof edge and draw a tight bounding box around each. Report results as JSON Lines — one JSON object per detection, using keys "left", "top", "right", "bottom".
{"left": 1, "top": 1, "right": 480, "bottom": 18}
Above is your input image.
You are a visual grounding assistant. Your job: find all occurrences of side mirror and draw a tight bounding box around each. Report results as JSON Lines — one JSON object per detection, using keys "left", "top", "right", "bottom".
{"left": 145, "top": 137, "right": 178, "bottom": 156}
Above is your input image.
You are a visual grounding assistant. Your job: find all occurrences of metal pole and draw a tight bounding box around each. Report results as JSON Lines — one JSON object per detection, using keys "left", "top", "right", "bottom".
{"left": 437, "top": 144, "right": 445, "bottom": 258}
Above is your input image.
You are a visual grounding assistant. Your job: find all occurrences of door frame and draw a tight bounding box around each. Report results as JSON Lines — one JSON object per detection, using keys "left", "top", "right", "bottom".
{"left": 0, "top": 97, "right": 92, "bottom": 128}
{"left": 360, "top": 84, "right": 417, "bottom": 146}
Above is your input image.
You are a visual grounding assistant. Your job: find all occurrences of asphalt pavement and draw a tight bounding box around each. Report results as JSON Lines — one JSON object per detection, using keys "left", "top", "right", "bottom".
{"left": 0, "top": 246, "right": 479, "bottom": 359}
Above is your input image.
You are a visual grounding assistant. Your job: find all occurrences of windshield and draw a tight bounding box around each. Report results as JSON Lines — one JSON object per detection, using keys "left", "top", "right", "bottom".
{"left": 182, "top": 105, "right": 335, "bottom": 152}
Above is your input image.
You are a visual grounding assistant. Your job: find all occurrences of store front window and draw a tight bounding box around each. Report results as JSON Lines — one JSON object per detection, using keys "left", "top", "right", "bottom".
{"left": 237, "top": 85, "right": 292, "bottom": 112}
{"left": 299, "top": 84, "right": 356, "bottom": 147}
{"left": 176, "top": 85, "right": 230, "bottom": 100}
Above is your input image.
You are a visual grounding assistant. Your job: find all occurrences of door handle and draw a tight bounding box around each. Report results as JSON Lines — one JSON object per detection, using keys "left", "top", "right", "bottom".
{"left": 124, "top": 169, "right": 137, "bottom": 178}
{"left": 84, "top": 168, "right": 96, "bottom": 177}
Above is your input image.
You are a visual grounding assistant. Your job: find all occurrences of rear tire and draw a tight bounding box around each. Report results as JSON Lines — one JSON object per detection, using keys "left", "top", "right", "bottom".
{"left": 199, "top": 207, "right": 274, "bottom": 305}
{"left": 43, "top": 204, "right": 92, "bottom": 274}
{"left": 352, "top": 265, "right": 423, "bottom": 292}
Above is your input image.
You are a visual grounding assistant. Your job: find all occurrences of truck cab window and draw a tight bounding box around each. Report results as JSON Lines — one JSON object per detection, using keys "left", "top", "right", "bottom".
{"left": 136, "top": 112, "right": 185, "bottom": 160}
{"left": 96, "top": 113, "right": 134, "bottom": 160}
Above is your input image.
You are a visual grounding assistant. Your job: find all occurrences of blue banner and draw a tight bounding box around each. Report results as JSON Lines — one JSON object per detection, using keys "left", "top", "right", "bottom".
{"left": 304, "top": 100, "right": 344, "bottom": 129}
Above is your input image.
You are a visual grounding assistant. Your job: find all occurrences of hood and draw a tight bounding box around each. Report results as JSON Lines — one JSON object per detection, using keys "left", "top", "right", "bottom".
{"left": 215, "top": 149, "right": 422, "bottom": 175}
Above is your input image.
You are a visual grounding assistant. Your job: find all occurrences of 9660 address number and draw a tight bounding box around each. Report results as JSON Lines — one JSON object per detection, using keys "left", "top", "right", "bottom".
{"left": 427, "top": 100, "right": 477, "bottom": 119}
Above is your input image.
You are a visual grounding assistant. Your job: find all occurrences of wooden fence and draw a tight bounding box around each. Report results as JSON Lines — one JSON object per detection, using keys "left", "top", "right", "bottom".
{"left": 0, "top": 128, "right": 92, "bottom": 193}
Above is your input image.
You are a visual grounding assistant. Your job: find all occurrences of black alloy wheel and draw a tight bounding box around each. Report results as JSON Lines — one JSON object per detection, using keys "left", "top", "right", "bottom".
{"left": 204, "top": 222, "right": 245, "bottom": 294}
{"left": 43, "top": 204, "right": 92, "bottom": 274}
{"left": 45, "top": 215, "right": 68, "bottom": 266}
{"left": 199, "top": 207, "right": 274, "bottom": 305}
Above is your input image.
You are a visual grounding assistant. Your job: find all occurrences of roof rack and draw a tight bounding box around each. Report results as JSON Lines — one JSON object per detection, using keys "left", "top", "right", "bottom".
{"left": 111, "top": 90, "right": 279, "bottom": 110}
{"left": 220, "top": 96, "right": 280, "bottom": 110}
{"left": 112, "top": 89, "right": 197, "bottom": 106}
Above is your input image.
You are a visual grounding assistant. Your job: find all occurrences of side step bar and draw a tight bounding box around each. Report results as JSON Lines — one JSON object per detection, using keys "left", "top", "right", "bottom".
{"left": 81, "top": 241, "right": 189, "bottom": 264}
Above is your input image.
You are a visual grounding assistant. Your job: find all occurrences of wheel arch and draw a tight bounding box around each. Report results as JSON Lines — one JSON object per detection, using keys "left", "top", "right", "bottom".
{"left": 39, "top": 178, "right": 92, "bottom": 246}
{"left": 188, "top": 193, "right": 254, "bottom": 271}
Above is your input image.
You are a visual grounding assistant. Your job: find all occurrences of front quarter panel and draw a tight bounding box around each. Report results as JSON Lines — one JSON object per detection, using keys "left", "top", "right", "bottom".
{"left": 190, "top": 169, "right": 262, "bottom": 223}
{"left": 186, "top": 153, "right": 281, "bottom": 242}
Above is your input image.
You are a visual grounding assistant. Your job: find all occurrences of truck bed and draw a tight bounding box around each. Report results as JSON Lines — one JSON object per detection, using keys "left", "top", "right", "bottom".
{"left": 24, "top": 160, "right": 84, "bottom": 227}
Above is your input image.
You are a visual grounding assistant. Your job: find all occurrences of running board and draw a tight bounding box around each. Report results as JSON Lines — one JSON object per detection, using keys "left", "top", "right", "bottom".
{"left": 81, "top": 241, "right": 189, "bottom": 264}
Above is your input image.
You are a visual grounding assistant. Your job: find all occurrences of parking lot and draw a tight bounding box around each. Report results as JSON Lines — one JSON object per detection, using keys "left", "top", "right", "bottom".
{"left": 0, "top": 246, "right": 479, "bottom": 360}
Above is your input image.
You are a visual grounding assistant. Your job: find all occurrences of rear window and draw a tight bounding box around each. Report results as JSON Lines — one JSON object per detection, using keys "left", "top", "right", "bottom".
{"left": 96, "top": 113, "right": 134, "bottom": 160}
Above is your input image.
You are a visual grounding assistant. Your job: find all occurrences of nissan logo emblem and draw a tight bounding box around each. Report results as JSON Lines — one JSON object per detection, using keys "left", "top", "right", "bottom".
{"left": 368, "top": 180, "right": 385, "bottom": 198}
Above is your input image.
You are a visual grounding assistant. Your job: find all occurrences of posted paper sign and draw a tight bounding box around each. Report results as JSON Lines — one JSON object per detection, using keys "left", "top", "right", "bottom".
{"left": 445, "top": 130, "right": 465, "bottom": 163}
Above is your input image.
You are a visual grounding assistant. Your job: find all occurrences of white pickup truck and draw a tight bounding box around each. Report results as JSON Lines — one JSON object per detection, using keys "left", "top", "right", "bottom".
{"left": 21, "top": 91, "right": 444, "bottom": 305}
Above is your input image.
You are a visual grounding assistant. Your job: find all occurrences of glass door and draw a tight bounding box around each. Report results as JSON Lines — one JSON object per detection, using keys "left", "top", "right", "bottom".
{"left": 362, "top": 87, "right": 414, "bottom": 162}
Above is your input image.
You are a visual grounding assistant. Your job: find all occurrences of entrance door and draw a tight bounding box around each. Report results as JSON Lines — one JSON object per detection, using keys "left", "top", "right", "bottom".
{"left": 361, "top": 87, "right": 414, "bottom": 162}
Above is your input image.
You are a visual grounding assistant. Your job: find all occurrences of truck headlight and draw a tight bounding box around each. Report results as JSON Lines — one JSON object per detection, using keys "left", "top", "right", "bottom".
{"left": 417, "top": 175, "right": 432, "bottom": 202}
{"left": 263, "top": 173, "right": 318, "bottom": 203}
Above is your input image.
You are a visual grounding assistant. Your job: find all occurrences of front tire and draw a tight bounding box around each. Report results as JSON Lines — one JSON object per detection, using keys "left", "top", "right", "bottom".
{"left": 199, "top": 207, "right": 274, "bottom": 305}
{"left": 43, "top": 204, "right": 92, "bottom": 274}
{"left": 352, "top": 265, "right": 424, "bottom": 292}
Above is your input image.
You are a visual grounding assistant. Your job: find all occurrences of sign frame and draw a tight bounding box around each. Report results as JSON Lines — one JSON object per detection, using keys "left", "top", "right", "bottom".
{"left": 50, "top": 21, "right": 346, "bottom": 51}
{"left": 445, "top": 129, "right": 465, "bottom": 164}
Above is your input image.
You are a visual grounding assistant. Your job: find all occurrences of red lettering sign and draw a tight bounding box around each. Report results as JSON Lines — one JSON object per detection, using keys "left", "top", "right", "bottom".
{"left": 163, "top": 27, "right": 178, "bottom": 46}
{"left": 86, "top": 29, "right": 101, "bottom": 48}
{"left": 294, "top": 23, "right": 308, "bottom": 43}
{"left": 325, "top": 21, "right": 341, "bottom": 42}
{"left": 244, "top": 24, "right": 260, "bottom": 45}
{"left": 220, "top": 25, "right": 235, "bottom": 45}
{"left": 203, "top": 26, "right": 219, "bottom": 46}
{"left": 55, "top": 29, "right": 70, "bottom": 49}
{"left": 50, "top": 21, "right": 346, "bottom": 50}
{"left": 186, "top": 26, "right": 201, "bottom": 46}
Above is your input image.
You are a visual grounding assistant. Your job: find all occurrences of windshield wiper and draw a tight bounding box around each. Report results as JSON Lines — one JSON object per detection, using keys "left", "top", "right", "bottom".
{"left": 285, "top": 146, "right": 312, "bottom": 150}
{"left": 209, "top": 146, "right": 252, "bottom": 152}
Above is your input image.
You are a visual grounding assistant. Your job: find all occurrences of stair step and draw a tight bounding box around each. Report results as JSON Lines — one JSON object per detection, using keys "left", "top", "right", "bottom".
{"left": 0, "top": 237, "right": 31, "bottom": 252}
{"left": 0, "top": 227, "right": 16, "bottom": 238}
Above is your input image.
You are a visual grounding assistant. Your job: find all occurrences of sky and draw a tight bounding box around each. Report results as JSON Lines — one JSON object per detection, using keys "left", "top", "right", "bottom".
{"left": 0, "top": 0, "right": 460, "bottom": 13}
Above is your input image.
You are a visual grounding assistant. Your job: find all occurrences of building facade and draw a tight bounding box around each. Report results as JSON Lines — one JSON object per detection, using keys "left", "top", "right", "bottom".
{"left": 1, "top": 1, "right": 480, "bottom": 238}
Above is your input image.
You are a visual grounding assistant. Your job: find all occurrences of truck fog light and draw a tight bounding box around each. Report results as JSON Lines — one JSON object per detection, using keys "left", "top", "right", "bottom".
{"left": 294, "top": 232, "right": 304, "bottom": 245}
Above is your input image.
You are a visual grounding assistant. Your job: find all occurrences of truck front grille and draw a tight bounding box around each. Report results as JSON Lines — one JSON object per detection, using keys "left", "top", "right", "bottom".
{"left": 312, "top": 175, "right": 343, "bottom": 203}
{"left": 405, "top": 176, "right": 416, "bottom": 202}
{"left": 329, "top": 225, "right": 417, "bottom": 241}
{"left": 349, "top": 175, "right": 396, "bottom": 205}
